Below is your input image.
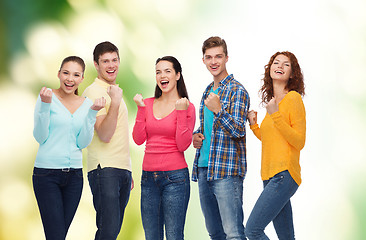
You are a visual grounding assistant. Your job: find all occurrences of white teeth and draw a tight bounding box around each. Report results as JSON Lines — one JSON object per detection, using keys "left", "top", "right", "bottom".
{"left": 161, "top": 80, "right": 169, "bottom": 84}
{"left": 65, "top": 83, "right": 74, "bottom": 87}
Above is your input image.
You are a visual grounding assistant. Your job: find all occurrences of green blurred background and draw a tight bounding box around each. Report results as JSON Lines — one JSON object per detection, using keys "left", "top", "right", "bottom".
{"left": 0, "top": 0, "right": 365, "bottom": 239}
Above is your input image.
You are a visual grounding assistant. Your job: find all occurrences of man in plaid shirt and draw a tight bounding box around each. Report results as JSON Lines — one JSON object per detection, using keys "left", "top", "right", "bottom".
{"left": 192, "top": 36, "right": 250, "bottom": 240}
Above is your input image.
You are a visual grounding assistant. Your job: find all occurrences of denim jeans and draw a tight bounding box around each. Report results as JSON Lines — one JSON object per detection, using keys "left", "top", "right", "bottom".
{"left": 88, "top": 165, "right": 132, "bottom": 240}
{"left": 32, "top": 167, "right": 83, "bottom": 240}
{"left": 198, "top": 167, "right": 246, "bottom": 240}
{"left": 141, "top": 168, "right": 190, "bottom": 240}
{"left": 245, "top": 170, "right": 299, "bottom": 240}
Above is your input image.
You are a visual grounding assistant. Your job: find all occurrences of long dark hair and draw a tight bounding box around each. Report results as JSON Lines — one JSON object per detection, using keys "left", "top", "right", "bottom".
{"left": 59, "top": 56, "right": 85, "bottom": 95}
{"left": 154, "top": 56, "right": 189, "bottom": 99}
{"left": 260, "top": 51, "right": 304, "bottom": 104}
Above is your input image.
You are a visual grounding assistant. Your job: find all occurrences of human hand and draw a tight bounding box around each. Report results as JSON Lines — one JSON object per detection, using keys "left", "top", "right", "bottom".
{"left": 193, "top": 133, "right": 205, "bottom": 149}
{"left": 91, "top": 97, "right": 106, "bottom": 111}
{"left": 266, "top": 97, "right": 279, "bottom": 115}
{"left": 204, "top": 92, "right": 221, "bottom": 114}
{"left": 131, "top": 177, "right": 134, "bottom": 190}
{"left": 133, "top": 94, "right": 145, "bottom": 107}
{"left": 107, "top": 85, "right": 123, "bottom": 104}
{"left": 39, "top": 87, "right": 52, "bottom": 103}
{"left": 175, "top": 97, "right": 189, "bottom": 110}
{"left": 248, "top": 110, "right": 257, "bottom": 125}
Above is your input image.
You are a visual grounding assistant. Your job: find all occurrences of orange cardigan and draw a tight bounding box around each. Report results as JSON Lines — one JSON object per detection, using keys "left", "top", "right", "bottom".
{"left": 250, "top": 91, "right": 306, "bottom": 185}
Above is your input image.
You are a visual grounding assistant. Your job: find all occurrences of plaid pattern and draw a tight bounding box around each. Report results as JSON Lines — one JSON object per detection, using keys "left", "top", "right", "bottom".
{"left": 192, "top": 74, "right": 250, "bottom": 181}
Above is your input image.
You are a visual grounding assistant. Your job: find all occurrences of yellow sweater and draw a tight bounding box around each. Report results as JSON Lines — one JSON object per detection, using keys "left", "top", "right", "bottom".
{"left": 250, "top": 91, "right": 306, "bottom": 185}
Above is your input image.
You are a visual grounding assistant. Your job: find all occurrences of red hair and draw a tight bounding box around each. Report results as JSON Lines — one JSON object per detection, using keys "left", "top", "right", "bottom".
{"left": 260, "top": 51, "right": 305, "bottom": 104}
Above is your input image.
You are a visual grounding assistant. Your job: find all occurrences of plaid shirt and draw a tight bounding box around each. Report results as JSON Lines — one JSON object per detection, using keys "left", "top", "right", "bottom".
{"left": 192, "top": 74, "right": 250, "bottom": 181}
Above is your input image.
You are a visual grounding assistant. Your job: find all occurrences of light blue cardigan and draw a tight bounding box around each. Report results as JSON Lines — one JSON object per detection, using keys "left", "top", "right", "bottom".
{"left": 33, "top": 94, "right": 98, "bottom": 169}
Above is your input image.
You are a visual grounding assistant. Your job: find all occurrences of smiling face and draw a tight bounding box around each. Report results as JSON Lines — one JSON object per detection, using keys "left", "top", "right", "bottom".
{"left": 155, "top": 60, "right": 180, "bottom": 94}
{"left": 57, "top": 61, "right": 84, "bottom": 95}
{"left": 94, "top": 51, "right": 120, "bottom": 84}
{"left": 270, "top": 54, "right": 292, "bottom": 83}
{"left": 202, "top": 46, "right": 228, "bottom": 81}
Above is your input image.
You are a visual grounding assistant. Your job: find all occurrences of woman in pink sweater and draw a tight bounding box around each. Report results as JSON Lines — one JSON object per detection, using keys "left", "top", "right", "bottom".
{"left": 132, "top": 56, "right": 195, "bottom": 240}
{"left": 245, "top": 51, "right": 306, "bottom": 240}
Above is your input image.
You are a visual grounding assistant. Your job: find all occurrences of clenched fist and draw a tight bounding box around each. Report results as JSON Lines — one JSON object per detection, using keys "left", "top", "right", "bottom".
{"left": 175, "top": 97, "right": 189, "bottom": 110}
{"left": 91, "top": 97, "right": 106, "bottom": 111}
{"left": 193, "top": 133, "right": 205, "bottom": 149}
{"left": 133, "top": 94, "right": 145, "bottom": 107}
{"left": 248, "top": 110, "right": 257, "bottom": 125}
{"left": 266, "top": 97, "right": 279, "bottom": 115}
{"left": 107, "top": 85, "right": 123, "bottom": 104}
{"left": 204, "top": 92, "right": 221, "bottom": 114}
{"left": 39, "top": 87, "right": 52, "bottom": 103}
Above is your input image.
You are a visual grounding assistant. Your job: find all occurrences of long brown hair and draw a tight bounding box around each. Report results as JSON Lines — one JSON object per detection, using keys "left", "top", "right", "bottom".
{"left": 260, "top": 51, "right": 305, "bottom": 104}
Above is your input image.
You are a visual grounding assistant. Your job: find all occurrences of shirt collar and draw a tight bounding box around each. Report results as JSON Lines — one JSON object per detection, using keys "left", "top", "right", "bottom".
{"left": 94, "top": 78, "right": 119, "bottom": 89}
{"left": 218, "top": 74, "right": 233, "bottom": 87}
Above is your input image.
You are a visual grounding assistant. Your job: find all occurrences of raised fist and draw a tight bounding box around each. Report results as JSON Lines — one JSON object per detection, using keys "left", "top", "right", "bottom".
{"left": 204, "top": 92, "right": 221, "bottom": 114}
{"left": 248, "top": 110, "right": 257, "bottom": 125}
{"left": 133, "top": 94, "right": 145, "bottom": 107}
{"left": 39, "top": 87, "right": 52, "bottom": 103}
{"left": 91, "top": 97, "right": 106, "bottom": 111}
{"left": 107, "top": 85, "right": 123, "bottom": 104}
{"left": 175, "top": 97, "right": 189, "bottom": 110}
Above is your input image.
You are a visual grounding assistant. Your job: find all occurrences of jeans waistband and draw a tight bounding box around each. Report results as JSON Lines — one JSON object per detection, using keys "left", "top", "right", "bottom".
{"left": 142, "top": 167, "right": 188, "bottom": 177}
{"left": 34, "top": 167, "right": 81, "bottom": 172}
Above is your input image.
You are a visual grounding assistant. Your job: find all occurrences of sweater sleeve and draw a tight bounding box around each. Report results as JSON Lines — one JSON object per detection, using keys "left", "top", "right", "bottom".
{"left": 33, "top": 96, "right": 51, "bottom": 144}
{"left": 175, "top": 103, "right": 196, "bottom": 152}
{"left": 250, "top": 123, "right": 262, "bottom": 140}
{"left": 270, "top": 94, "right": 306, "bottom": 151}
{"left": 76, "top": 108, "right": 98, "bottom": 149}
{"left": 132, "top": 106, "right": 147, "bottom": 145}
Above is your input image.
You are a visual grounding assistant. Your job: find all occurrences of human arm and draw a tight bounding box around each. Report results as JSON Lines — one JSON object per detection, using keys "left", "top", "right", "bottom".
{"left": 33, "top": 87, "right": 52, "bottom": 144}
{"left": 269, "top": 93, "right": 306, "bottom": 150}
{"left": 94, "top": 85, "right": 122, "bottom": 143}
{"left": 132, "top": 94, "right": 147, "bottom": 145}
{"left": 248, "top": 110, "right": 261, "bottom": 140}
{"left": 175, "top": 98, "right": 196, "bottom": 152}
{"left": 209, "top": 87, "right": 249, "bottom": 139}
{"left": 77, "top": 98, "right": 106, "bottom": 149}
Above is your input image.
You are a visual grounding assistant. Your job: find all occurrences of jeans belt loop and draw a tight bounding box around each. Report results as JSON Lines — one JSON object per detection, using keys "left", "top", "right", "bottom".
{"left": 62, "top": 168, "right": 71, "bottom": 172}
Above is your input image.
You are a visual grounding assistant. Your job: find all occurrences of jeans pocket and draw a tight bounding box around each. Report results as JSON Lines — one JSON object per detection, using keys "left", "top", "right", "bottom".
{"left": 167, "top": 169, "right": 188, "bottom": 183}
{"left": 33, "top": 168, "right": 53, "bottom": 177}
{"left": 271, "top": 170, "right": 289, "bottom": 185}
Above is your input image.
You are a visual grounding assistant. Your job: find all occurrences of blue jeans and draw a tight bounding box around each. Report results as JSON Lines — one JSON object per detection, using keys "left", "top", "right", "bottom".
{"left": 245, "top": 170, "right": 299, "bottom": 240}
{"left": 88, "top": 165, "right": 132, "bottom": 240}
{"left": 32, "top": 167, "right": 83, "bottom": 240}
{"left": 198, "top": 167, "right": 246, "bottom": 240}
{"left": 141, "top": 168, "right": 190, "bottom": 240}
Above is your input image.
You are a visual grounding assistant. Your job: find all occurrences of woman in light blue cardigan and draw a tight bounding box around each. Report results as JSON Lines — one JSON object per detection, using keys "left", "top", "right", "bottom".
{"left": 32, "top": 56, "right": 105, "bottom": 240}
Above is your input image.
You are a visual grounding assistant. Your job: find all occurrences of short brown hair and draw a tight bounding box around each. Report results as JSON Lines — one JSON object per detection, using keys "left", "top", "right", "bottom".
{"left": 93, "top": 41, "right": 119, "bottom": 64}
{"left": 202, "top": 36, "right": 228, "bottom": 56}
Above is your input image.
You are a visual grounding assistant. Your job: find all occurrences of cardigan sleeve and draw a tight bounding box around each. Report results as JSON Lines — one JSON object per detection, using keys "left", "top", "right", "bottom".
{"left": 132, "top": 105, "right": 147, "bottom": 145}
{"left": 33, "top": 96, "right": 51, "bottom": 144}
{"left": 175, "top": 103, "right": 196, "bottom": 152}
{"left": 270, "top": 93, "right": 306, "bottom": 151}
{"left": 76, "top": 107, "right": 98, "bottom": 149}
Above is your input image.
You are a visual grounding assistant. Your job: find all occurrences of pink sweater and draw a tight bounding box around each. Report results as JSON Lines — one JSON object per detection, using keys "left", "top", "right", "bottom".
{"left": 132, "top": 98, "right": 196, "bottom": 171}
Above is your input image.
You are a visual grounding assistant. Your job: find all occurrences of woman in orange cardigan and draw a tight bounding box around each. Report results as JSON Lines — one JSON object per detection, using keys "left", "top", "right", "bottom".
{"left": 245, "top": 51, "right": 306, "bottom": 240}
